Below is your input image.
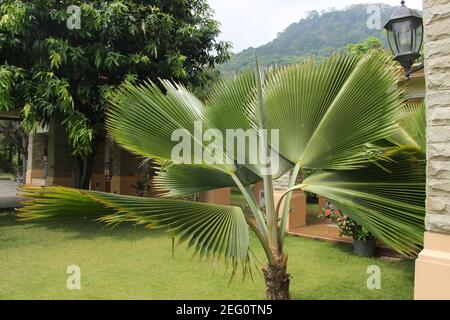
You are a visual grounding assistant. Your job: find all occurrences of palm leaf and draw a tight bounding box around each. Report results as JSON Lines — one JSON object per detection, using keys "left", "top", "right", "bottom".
{"left": 386, "top": 101, "right": 426, "bottom": 151}
{"left": 203, "top": 70, "right": 256, "bottom": 134}
{"left": 108, "top": 73, "right": 293, "bottom": 197}
{"left": 266, "top": 53, "right": 406, "bottom": 243}
{"left": 154, "top": 162, "right": 261, "bottom": 197}
{"left": 17, "top": 186, "right": 250, "bottom": 268}
{"left": 399, "top": 101, "right": 426, "bottom": 151}
{"left": 261, "top": 52, "right": 403, "bottom": 170}
{"left": 294, "top": 148, "right": 425, "bottom": 256}
{"left": 107, "top": 79, "right": 234, "bottom": 174}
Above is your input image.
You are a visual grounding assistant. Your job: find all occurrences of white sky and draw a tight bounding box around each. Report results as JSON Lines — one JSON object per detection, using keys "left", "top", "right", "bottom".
{"left": 208, "top": 0, "right": 423, "bottom": 52}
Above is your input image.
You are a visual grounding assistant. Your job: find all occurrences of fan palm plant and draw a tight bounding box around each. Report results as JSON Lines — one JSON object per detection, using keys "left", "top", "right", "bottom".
{"left": 17, "top": 52, "right": 425, "bottom": 300}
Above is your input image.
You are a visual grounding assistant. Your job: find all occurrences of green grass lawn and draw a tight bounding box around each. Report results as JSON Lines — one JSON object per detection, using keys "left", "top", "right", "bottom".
{"left": 0, "top": 170, "right": 13, "bottom": 180}
{"left": 231, "top": 191, "right": 246, "bottom": 207}
{"left": 0, "top": 211, "right": 415, "bottom": 300}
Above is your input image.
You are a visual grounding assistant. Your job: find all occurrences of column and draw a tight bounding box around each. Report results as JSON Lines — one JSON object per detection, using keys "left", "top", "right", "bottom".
{"left": 414, "top": 0, "right": 450, "bottom": 300}
{"left": 46, "top": 119, "right": 74, "bottom": 187}
{"left": 25, "top": 129, "right": 48, "bottom": 186}
{"left": 274, "top": 189, "right": 307, "bottom": 231}
{"left": 253, "top": 180, "right": 307, "bottom": 230}
{"left": 25, "top": 132, "right": 34, "bottom": 184}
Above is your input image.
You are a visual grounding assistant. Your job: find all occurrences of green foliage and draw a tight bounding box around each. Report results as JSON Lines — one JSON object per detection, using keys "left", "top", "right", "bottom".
{"left": 400, "top": 101, "right": 426, "bottom": 152}
{"left": 0, "top": 0, "right": 231, "bottom": 158}
{"left": 346, "top": 36, "right": 385, "bottom": 58}
{"left": 0, "top": 65, "right": 27, "bottom": 111}
{"left": 18, "top": 185, "right": 251, "bottom": 271}
{"left": 299, "top": 148, "right": 425, "bottom": 256}
{"left": 19, "top": 52, "right": 426, "bottom": 263}
{"left": 260, "top": 53, "right": 402, "bottom": 170}
{"left": 1, "top": 210, "right": 416, "bottom": 300}
{"left": 0, "top": 120, "right": 27, "bottom": 175}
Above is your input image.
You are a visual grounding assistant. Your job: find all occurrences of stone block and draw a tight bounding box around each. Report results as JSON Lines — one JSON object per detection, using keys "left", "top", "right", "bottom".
{"left": 427, "top": 106, "right": 450, "bottom": 126}
{"left": 427, "top": 196, "right": 450, "bottom": 215}
{"left": 426, "top": 214, "right": 450, "bottom": 232}
{"left": 427, "top": 143, "right": 450, "bottom": 160}
{"left": 428, "top": 125, "right": 450, "bottom": 143}
{"left": 427, "top": 160, "right": 450, "bottom": 179}
{"left": 428, "top": 178, "right": 450, "bottom": 196}
{"left": 423, "top": 0, "right": 450, "bottom": 10}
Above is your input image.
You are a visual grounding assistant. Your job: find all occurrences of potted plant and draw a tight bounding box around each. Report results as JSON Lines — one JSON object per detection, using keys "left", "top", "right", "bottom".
{"left": 318, "top": 208, "right": 377, "bottom": 257}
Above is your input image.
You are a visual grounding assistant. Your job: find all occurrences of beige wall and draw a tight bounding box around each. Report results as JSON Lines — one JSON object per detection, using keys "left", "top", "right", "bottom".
{"left": 415, "top": 0, "right": 450, "bottom": 300}
{"left": 198, "top": 188, "right": 231, "bottom": 206}
{"left": 423, "top": 0, "right": 450, "bottom": 231}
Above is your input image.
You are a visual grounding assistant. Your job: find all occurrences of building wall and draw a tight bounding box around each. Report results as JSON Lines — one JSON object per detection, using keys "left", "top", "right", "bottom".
{"left": 414, "top": 0, "right": 450, "bottom": 300}
{"left": 90, "top": 142, "right": 106, "bottom": 191}
{"left": 46, "top": 119, "right": 74, "bottom": 187}
{"left": 423, "top": 0, "right": 450, "bottom": 231}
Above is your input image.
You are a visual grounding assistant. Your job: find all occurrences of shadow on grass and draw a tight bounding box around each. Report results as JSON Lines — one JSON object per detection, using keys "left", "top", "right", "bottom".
{"left": 0, "top": 210, "right": 163, "bottom": 242}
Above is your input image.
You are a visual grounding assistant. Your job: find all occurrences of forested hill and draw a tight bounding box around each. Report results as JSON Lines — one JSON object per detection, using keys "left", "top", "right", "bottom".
{"left": 219, "top": 3, "right": 397, "bottom": 73}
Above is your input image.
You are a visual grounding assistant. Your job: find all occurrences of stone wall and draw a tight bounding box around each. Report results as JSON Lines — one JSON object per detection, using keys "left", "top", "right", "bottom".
{"left": 424, "top": 0, "right": 450, "bottom": 233}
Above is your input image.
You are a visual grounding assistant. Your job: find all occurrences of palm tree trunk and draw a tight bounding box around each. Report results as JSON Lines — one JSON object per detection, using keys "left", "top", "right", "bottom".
{"left": 263, "top": 254, "right": 290, "bottom": 300}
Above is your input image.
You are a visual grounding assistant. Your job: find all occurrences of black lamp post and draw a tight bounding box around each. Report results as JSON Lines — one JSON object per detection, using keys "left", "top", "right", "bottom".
{"left": 384, "top": 0, "right": 424, "bottom": 79}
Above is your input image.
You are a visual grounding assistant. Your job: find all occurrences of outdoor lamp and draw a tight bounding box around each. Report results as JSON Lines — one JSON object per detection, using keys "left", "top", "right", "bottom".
{"left": 384, "top": 0, "right": 424, "bottom": 79}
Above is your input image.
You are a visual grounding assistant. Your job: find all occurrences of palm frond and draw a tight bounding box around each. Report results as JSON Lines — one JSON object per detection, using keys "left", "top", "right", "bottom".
{"left": 203, "top": 70, "right": 294, "bottom": 178}
{"left": 261, "top": 52, "right": 403, "bottom": 170}
{"left": 154, "top": 163, "right": 261, "bottom": 197}
{"left": 386, "top": 101, "right": 426, "bottom": 151}
{"left": 384, "top": 125, "right": 421, "bottom": 149}
{"left": 203, "top": 70, "right": 256, "bottom": 134}
{"left": 107, "top": 80, "right": 234, "bottom": 174}
{"left": 298, "top": 148, "right": 425, "bottom": 256}
{"left": 400, "top": 101, "right": 426, "bottom": 151}
{"left": 17, "top": 186, "right": 250, "bottom": 268}
{"left": 107, "top": 75, "right": 293, "bottom": 196}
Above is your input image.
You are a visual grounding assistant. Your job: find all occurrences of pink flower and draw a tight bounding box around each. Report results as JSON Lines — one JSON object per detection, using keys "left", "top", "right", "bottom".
{"left": 325, "top": 209, "right": 332, "bottom": 217}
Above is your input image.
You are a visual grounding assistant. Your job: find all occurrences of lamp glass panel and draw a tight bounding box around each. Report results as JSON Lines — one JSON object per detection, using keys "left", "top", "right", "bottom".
{"left": 413, "top": 23, "right": 423, "bottom": 53}
{"left": 387, "top": 29, "right": 399, "bottom": 55}
{"left": 393, "top": 20, "right": 413, "bottom": 54}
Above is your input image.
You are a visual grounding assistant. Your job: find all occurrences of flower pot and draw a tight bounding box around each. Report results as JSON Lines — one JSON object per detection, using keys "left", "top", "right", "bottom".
{"left": 353, "top": 239, "right": 376, "bottom": 257}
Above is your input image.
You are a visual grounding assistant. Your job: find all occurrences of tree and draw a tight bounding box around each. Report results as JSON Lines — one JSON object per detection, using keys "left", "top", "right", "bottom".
{"left": 0, "top": 121, "right": 28, "bottom": 178}
{"left": 221, "top": 4, "right": 396, "bottom": 74}
{"left": 18, "top": 52, "right": 425, "bottom": 300}
{"left": 346, "top": 36, "right": 385, "bottom": 58}
{"left": 0, "top": 0, "right": 231, "bottom": 188}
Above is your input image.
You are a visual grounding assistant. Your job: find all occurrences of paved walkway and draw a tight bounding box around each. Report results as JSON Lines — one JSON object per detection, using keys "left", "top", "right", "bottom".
{"left": 0, "top": 180, "right": 22, "bottom": 209}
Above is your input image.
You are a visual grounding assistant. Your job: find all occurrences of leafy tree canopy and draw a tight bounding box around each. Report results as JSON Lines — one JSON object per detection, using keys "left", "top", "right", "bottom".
{"left": 346, "top": 36, "right": 384, "bottom": 58}
{"left": 0, "top": 0, "right": 231, "bottom": 169}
